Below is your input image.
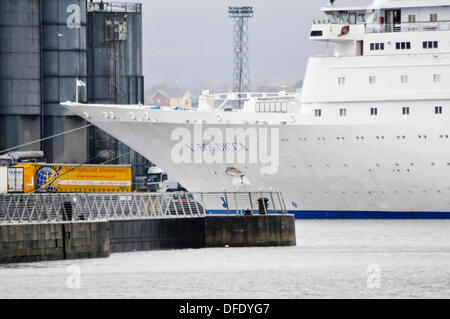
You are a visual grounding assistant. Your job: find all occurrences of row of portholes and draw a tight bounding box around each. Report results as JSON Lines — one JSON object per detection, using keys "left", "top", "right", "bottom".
{"left": 292, "top": 135, "right": 450, "bottom": 142}
{"left": 303, "top": 190, "right": 444, "bottom": 195}
{"left": 303, "top": 162, "right": 450, "bottom": 168}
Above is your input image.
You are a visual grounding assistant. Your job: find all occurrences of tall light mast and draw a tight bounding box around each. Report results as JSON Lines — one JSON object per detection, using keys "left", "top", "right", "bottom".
{"left": 228, "top": 6, "right": 253, "bottom": 101}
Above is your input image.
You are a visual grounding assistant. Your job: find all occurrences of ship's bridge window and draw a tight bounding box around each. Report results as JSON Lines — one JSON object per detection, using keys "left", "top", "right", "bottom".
{"left": 435, "top": 106, "right": 443, "bottom": 114}
{"left": 326, "top": 14, "right": 336, "bottom": 24}
{"left": 370, "top": 108, "right": 378, "bottom": 116}
{"left": 349, "top": 12, "right": 356, "bottom": 24}
{"left": 337, "top": 11, "right": 349, "bottom": 24}
{"left": 339, "top": 108, "right": 347, "bottom": 117}
{"left": 402, "top": 107, "right": 410, "bottom": 115}
{"left": 358, "top": 13, "right": 366, "bottom": 23}
{"left": 315, "top": 109, "right": 322, "bottom": 117}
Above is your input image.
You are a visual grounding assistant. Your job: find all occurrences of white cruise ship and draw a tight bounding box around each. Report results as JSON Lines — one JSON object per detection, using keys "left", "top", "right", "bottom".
{"left": 63, "top": 0, "right": 450, "bottom": 218}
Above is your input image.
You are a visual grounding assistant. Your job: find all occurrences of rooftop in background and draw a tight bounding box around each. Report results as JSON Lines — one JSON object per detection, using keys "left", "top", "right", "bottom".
{"left": 87, "top": 1, "right": 142, "bottom": 13}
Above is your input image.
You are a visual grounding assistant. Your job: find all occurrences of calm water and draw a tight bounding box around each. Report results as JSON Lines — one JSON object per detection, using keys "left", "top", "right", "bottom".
{"left": 0, "top": 220, "right": 449, "bottom": 299}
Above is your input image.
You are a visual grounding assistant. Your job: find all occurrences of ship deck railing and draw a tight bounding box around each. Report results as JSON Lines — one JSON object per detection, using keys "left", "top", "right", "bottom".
{"left": 365, "top": 21, "right": 450, "bottom": 33}
{"left": 0, "top": 191, "right": 288, "bottom": 224}
{"left": 87, "top": 1, "right": 142, "bottom": 13}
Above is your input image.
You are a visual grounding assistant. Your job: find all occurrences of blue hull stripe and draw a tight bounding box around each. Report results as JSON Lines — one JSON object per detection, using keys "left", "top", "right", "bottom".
{"left": 206, "top": 210, "right": 450, "bottom": 219}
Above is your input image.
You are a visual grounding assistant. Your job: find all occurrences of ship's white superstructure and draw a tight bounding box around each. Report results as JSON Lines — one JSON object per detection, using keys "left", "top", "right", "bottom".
{"left": 63, "top": 0, "right": 450, "bottom": 215}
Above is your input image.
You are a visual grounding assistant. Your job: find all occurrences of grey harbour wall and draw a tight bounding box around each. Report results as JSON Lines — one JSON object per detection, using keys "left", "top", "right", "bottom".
{"left": 0, "top": 215, "right": 296, "bottom": 263}
{"left": 0, "top": 221, "right": 110, "bottom": 264}
{"left": 103, "top": 215, "right": 297, "bottom": 254}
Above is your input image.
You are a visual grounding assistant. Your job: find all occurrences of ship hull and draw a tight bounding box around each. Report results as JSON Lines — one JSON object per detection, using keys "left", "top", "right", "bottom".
{"left": 65, "top": 104, "right": 450, "bottom": 218}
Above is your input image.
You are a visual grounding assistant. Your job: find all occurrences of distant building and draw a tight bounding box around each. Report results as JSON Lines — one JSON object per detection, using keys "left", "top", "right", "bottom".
{"left": 170, "top": 91, "right": 192, "bottom": 108}
{"left": 148, "top": 91, "right": 171, "bottom": 106}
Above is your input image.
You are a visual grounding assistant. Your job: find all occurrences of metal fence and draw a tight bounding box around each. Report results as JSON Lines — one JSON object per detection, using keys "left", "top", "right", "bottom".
{"left": 0, "top": 192, "right": 287, "bottom": 224}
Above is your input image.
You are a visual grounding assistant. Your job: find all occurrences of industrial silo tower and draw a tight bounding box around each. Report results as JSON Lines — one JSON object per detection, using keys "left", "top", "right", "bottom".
{"left": 41, "top": 0, "right": 88, "bottom": 163}
{"left": 0, "top": 0, "right": 42, "bottom": 152}
{"left": 87, "top": 1, "right": 147, "bottom": 177}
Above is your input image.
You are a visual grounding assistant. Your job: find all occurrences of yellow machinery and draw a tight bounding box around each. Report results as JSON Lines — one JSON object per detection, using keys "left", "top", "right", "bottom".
{"left": 15, "top": 163, "right": 132, "bottom": 193}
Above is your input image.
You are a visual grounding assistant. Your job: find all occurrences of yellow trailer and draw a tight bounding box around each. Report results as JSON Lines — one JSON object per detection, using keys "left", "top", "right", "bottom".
{"left": 15, "top": 163, "right": 132, "bottom": 193}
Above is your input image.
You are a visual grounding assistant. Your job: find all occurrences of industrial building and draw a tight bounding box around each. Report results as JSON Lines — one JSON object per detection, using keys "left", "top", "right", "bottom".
{"left": 0, "top": 0, "right": 148, "bottom": 183}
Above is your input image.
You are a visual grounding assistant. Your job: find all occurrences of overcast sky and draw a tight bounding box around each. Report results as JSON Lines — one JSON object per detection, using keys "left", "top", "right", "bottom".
{"left": 123, "top": 0, "right": 372, "bottom": 91}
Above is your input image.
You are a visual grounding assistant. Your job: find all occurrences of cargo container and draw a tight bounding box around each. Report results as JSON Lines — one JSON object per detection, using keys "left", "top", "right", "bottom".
{"left": 0, "top": 166, "right": 24, "bottom": 193}
{"left": 14, "top": 163, "right": 132, "bottom": 193}
{"left": 0, "top": 167, "right": 7, "bottom": 193}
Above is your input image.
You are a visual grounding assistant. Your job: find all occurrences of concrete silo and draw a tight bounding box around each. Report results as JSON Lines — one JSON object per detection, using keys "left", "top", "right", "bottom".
{"left": 41, "top": 0, "right": 88, "bottom": 163}
{"left": 0, "top": 0, "right": 42, "bottom": 152}
{"left": 87, "top": 1, "right": 148, "bottom": 177}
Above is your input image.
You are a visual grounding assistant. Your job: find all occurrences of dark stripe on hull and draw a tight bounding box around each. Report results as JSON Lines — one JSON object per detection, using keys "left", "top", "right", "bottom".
{"left": 206, "top": 210, "right": 450, "bottom": 219}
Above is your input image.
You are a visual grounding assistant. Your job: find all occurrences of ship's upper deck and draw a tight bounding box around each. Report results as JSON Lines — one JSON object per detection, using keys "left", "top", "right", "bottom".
{"left": 310, "top": 0, "right": 450, "bottom": 57}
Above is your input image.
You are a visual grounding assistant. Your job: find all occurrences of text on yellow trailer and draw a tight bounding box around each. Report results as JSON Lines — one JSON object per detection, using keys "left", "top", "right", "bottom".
{"left": 15, "top": 163, "right": 132, "bottom": 193}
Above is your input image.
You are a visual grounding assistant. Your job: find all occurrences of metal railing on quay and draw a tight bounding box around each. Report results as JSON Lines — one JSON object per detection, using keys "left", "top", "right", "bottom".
{"left": 0, "top": 191, "right": 287, "bottom": 224}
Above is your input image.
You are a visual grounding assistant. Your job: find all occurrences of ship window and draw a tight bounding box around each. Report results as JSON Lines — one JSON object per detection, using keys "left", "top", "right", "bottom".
{"left": 424, "top": 41, "right": 438, "bottom": 49}
{"left": 402, "top": 107, "right": 410, "bottom": 115}
{"left": 401, "top": 75, "right": 408, "bottom": 83}
{"left": 434, "top": 74, "right": 441, "bottom": 82}
{"left": 358, "top": 14, "right": 366, "bottom": 23}
{"left": 270, "top": 103, "right": 276, "bottom": 112}
{"left": 338, "top": 77, "right": 346, "bottom": 85}
{"left": 435, "top": 106, "right": 443, "bottom": 114}
{"left": 370, "top": 42, "right": 384, "bottom": 51}
{"left": 315, "top": 109, "right": 322, "bottom": 117}
{"left": 369, "top": 76, "right": 376, "bottom": 84}
{"left": 340, "top": 13, "right": 348, "bottom": 23}
{"left": 408, "top": 15, "right": 416, "bottom": 23}
{"left": 396, "top": 42, "right": 411, "bottom": 50}
{"left": 430, "top": 14, "right": 438, "bottom": 22}
{"left": 339, "top": 108, "right": 347, "bottom": 117}
{"left": 275, "top": 103, "right": 281, "bottom": 112}
{"left": 370, "top": 108, "right": 378, "bottom": 116}
{"left": 327, "top": 14, "right": 336, "bottom": 24}
{"left": 349, "top": 13, "right": 356, "bottom": 24}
